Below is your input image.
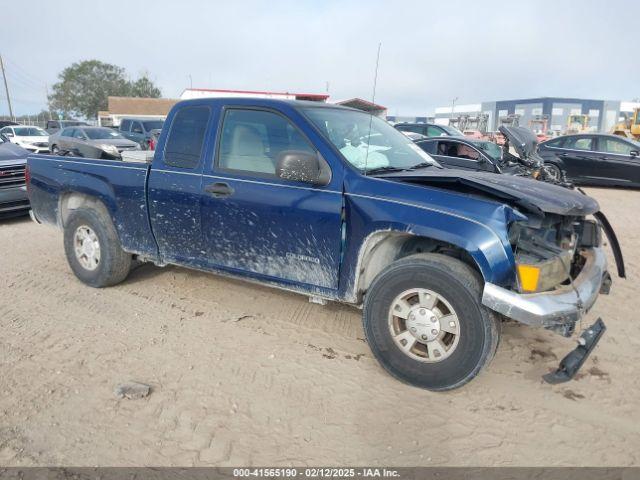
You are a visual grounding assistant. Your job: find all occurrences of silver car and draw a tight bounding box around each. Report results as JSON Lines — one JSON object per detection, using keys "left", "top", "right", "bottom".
{"left": 48, "top": 126, "right": 140, "bottom": 159}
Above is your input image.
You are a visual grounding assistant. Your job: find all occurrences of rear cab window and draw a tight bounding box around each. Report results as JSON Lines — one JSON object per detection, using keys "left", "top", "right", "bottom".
{"left": 163, "top": 105, "right": 211, "bottom": 169}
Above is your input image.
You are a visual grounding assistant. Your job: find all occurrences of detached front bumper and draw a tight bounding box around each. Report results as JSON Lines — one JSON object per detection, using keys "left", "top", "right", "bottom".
{"left": 482, "top": 247, "right": 608, "bottom": 330}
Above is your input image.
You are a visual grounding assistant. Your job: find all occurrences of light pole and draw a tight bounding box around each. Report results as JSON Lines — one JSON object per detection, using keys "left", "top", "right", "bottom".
{"left": 450, "top": 96, "right": 458, "bottom": 121}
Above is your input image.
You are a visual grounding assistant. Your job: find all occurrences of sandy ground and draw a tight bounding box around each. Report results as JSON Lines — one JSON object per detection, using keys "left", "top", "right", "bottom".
{"left": 1, "top": 187, "right": 639, "bottom": 467}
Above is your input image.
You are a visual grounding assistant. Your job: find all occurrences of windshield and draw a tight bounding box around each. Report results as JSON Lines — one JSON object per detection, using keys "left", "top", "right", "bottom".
{"left": 84, "top": 128, "right": 124, "bottom": 140}
{"left": 474, "top": 141, "right": 502, "bottom": 160}
{"left": 440, "top": 125, "right": 464, "bottom": 136}
{"left": 143, "top": 120, "right": 164, "bottom": 130}
{"left": 14, "top": 127, "right": 48, "bottom": 137}
{"left": 303, "top": 108, "right": 438, "bottom": 172}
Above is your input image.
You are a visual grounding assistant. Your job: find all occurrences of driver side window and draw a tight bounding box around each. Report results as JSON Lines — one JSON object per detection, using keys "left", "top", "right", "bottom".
{"left": 217, "top": 109, "right": 315, "bottom": 177}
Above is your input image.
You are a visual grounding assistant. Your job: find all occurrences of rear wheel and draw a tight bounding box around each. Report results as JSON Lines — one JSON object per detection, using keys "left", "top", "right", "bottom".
{"left": 363, "top": 253, "right": 500, "bottom": 391}
{"left": 63, "top": 208, "right": 132, "bottom": 287}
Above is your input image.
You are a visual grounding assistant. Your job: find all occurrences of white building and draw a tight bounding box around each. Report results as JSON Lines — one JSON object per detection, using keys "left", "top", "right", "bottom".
{"left": 180, "top": 88, "right": 329, "bottom": 102}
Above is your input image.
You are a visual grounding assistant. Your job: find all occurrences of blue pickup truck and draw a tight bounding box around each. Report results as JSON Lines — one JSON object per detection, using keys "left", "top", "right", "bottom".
{"left": 26, "top": 98, "right": 624, "bottom": 391}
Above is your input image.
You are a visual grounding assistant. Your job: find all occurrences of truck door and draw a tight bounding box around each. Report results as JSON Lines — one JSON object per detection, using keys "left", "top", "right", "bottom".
{"left": 147, "top": 104, "right": 212, "bottom": 265}
{"left": 200, "top": 107, "right": 344, "bottom": 290}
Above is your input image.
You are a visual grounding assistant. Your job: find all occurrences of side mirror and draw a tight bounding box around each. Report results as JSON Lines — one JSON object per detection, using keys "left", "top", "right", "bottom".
{"left": 5, "top": 132, "right": 14, "bottom": 137}
{"left": 631, "top": 150, "right": 639, "bottom": 157}
{"left": 276, "top": 151, "right": 331, "bottom": 186}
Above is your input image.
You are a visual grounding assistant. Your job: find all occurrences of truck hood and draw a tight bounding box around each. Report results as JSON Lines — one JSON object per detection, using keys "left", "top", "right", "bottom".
{"left": 377, "top": 169, "right": 599, "bottom": 217}
{"left": 498, "top": 125, "right": 543, "bottom": 163}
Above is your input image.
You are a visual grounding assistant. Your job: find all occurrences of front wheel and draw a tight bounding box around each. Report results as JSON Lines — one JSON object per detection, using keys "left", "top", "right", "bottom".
{"left": 363, "top": 253, "right": 500, "bottom": 391}
{"left": 543, "top": 163, "right": 563, "bottom": 183}
{"left": 63, "top": 208, "right": 132, "bottom": 287}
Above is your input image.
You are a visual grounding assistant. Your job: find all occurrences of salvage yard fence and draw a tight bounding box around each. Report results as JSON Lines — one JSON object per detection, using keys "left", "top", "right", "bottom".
{"left": 0, "top": 115, "right": 97, "bottom": 129}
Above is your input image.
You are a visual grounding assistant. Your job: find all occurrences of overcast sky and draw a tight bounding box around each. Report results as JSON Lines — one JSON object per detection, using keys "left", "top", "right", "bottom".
{"left": 1, "top": 0, "right": 638, "bottom": 117}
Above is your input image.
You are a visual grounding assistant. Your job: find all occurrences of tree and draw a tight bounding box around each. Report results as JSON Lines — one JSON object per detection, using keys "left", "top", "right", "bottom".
{"left": 48, "top": 60, "right": 162, "bottom": 119}
{"left": 129, "top": 75, "right": 161, "bottom": 98}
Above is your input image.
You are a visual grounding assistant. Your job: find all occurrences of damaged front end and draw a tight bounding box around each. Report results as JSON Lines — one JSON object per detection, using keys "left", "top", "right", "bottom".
{"left": 483, "top": 212, "right": 611, "bottom": 336}
{"left": 482, "top": 208, "right": 621, "bottom": 383}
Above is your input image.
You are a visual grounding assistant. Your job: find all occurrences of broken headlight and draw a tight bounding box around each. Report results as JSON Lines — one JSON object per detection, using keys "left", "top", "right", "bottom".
{"left": 509, "top": 216, "right": 578, "bottom": 293}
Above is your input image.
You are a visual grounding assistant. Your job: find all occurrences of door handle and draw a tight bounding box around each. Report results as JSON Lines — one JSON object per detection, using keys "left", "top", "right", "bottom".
{"left": 205, "top": 182, "right": 234, "bottom": 198}
{"left": 560, "top": 153, "right": 569, "bottom": 157}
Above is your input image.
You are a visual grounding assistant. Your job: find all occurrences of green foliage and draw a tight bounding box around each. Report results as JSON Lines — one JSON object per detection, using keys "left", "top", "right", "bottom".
{"left": 48, "top": 60, "right": 161, "bottom": 119}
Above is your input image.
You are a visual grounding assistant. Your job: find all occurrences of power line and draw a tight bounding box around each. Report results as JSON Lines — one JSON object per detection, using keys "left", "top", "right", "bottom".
{"left": 2, "top": 56, "right": 48, "bottom": 87}
{"left": 4, "top": 71, "right": 45, "bottom": 92}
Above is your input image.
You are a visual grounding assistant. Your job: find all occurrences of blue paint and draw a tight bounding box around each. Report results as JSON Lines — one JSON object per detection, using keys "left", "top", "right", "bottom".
{"left": 28, "top": 97, "right": 531, "bottom": 303}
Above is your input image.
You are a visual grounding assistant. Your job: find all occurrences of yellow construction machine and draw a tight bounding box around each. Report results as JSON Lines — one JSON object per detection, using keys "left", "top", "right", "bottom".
{"left": 565, "top": 114, "right": 590, "bottom": 134}
{"left": 611, "top": 108, "right": 640, "bottom": 139}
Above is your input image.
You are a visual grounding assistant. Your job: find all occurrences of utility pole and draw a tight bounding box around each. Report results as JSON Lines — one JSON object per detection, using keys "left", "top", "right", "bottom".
{"left": 0, "top": 53, "right": 14, "bottom": 120}
{"left": 450, "top": 97, "right": 458, "bottom": 120}
{"left": 45, "top": 83, "right": 52, "bottom": 120}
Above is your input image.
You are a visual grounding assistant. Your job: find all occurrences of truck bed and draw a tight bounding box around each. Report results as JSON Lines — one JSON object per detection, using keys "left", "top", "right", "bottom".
{"left": 27, "top": 154, "right": 158, "bottom": 259}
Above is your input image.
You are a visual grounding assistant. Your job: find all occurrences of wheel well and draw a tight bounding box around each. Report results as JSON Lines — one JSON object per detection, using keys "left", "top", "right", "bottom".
{"left": 354, "top": 232, "right": 481, "bottom": 302}
{"left": 59, "top": 192, "right": 111, "bottom": 228}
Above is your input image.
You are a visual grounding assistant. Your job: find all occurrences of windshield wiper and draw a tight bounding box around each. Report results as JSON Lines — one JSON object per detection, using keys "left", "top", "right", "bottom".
{"left": 407, "top": 162, "right": 435, "bottom": 170}
{"left": 365, "top": 166, "right": 409, "bottom": 175}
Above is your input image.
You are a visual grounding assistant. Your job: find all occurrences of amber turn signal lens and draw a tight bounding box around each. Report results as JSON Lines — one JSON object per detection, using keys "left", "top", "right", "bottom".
{"left": 517, "top": 264, "right": 541, "bottom": 292}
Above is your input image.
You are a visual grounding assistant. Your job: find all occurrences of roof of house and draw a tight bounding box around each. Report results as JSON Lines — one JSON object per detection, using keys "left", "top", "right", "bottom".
{"left": 106, "top": 96, "right": 179, "bottom": 115}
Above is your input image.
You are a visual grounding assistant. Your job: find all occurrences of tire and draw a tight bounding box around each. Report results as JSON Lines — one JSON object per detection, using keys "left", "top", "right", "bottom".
{"left": 63, "top": 207, "right": 132, "bottom": 287}
{"left": 363, "top": 253, "right": 500, "bottom": 391}
{"left": 543, "top": 163, "right": 562, "bottom": 183}
{"left": 50, "top": 145, "right": 59, "bottom": 155}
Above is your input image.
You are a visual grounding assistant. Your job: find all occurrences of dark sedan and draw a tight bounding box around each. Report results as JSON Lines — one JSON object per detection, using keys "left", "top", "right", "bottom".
{"left": 0, "top": 133, "right": 29, "bottom": 218}
{"left": 538, "top": 134, "right": 640, "bottom": 187}
{"left": 415, "top": 136, "right": 503, "bottom": 172}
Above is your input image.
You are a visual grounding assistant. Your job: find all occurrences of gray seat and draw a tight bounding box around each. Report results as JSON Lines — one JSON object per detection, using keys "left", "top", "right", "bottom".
{"left": 221, "top": 125, "right": 274, "bottom": 174}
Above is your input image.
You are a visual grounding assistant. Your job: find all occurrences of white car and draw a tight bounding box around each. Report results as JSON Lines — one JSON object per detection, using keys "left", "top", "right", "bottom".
{"left": 0, "top": 125, "right": 50, "bottom": 153}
